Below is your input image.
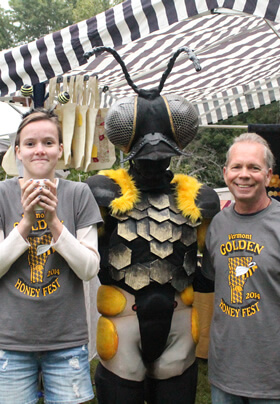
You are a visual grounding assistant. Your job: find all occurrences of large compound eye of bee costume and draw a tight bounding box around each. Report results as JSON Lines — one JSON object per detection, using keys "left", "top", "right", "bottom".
{"left": 84, "top": 46, "right": 201, "bottom": 161}
{"left": 106, "top": 93, "right": 198, "bottom": 161}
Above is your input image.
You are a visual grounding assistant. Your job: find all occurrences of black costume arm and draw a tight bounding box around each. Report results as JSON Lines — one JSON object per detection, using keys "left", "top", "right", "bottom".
{"left": 193, "top": 265, "right": 214, "bottom": 293}
{"left": 192, "top": 184, "right": 218, "bottom": 292}
{"left": 195, "top": 184, "right": 220, "bottom": 219}
{"left": 86, "top": 174, "right": 121, "bottom": 207}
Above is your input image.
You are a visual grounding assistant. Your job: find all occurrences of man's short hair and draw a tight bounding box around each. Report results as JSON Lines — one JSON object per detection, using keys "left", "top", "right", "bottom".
{"left": 225, "top": 132, "right": 275, "bottom": 170}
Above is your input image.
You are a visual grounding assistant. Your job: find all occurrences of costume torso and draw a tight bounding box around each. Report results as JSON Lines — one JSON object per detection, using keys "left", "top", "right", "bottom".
{"left": 88, "top": 168, "right": 218, "bottom": 294}
{"left": 106, "top": 187, "right": 200, "bottom": 292}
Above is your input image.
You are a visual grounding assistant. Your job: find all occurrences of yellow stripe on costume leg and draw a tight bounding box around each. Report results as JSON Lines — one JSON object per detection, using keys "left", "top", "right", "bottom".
{"left": 191, "top": 307, "right": 200, "bottom": 344}
{"left": 97, "top": 285, "right": 127, "bottom": 316}
{"left": 96, "top": 316, "right": 118, "bottom": 360}
{"left": 197, "top": 218, "right": 211, "bottom": 253}
{"left": 180, "top": 285, "right": 194, "bottom": 306}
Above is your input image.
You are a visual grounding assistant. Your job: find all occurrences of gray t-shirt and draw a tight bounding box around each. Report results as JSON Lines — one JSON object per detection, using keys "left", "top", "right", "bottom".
{"left": 203, "top": 199, "right": 280, "bottom": 399}
{"left": 0, "top": 177, "right": 102, "bottom": 351}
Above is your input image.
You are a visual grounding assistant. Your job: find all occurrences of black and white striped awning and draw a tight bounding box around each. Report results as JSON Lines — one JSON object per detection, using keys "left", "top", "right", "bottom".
{"left": 0, "top": 0, "right": 280, "bottom": 124}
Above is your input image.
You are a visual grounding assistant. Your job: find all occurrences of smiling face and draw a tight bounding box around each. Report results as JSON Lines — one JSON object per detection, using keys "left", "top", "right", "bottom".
{"left": 16, "top": 119, "right": 63, "bottom": 181}
{"left": 223, "top": 141, "right": 272, "bottom": 214}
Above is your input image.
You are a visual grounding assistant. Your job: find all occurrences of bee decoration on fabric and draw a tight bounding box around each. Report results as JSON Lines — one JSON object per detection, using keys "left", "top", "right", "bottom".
{"left": 20, "top": 83, "right": 70, "bottom": 109}
{"left": 85, "top": 46, "right": 220, "bottom": 404}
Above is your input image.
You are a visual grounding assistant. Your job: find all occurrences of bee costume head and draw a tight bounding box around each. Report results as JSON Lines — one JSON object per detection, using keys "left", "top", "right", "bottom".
{"left": 84, "top": 46, "right": 201, "bottom": 162}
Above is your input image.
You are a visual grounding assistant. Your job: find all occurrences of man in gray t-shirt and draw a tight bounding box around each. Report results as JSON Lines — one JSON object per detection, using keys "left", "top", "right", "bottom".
{"left": 202, "top": 133, "right": 280, "bottom": 403}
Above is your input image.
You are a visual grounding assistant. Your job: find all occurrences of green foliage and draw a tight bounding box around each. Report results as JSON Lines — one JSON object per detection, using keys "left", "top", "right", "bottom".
{"left": 72, "top": 0, "right": 123, "bottom": 23}
{"left": 196, "top": 359, "right": 211, "bottom": 404}
{"left": 0, "top": 166, "right": 11, "bottom": 181}
{"left": 171, "top": 102, "right": 280, "bottom": 188}
{"left": 64, "top": 149, "right": 128, "bottom": 183}
{"left": 170, "top": 131, "right": 225, "bottom": 188}
{"left": 112, "top": 149, "right": 130, "bottom": 171}
{"left": 66, "top": 168, "right": 98, "bottom": 182}
{"left": 8, "top": 0, "right": 73, "bottom": 44}
{"left": 0, "top": 0, "right": 124, "bottom": 51}
{"left": 0, "top": 6, "right": 15, "bottom": 51}
{"left": 224, "top": 100, "right": 280, "bottom": 125}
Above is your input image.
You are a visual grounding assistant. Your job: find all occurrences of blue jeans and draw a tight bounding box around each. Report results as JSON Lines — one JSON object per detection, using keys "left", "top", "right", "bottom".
{"left": 211, "top": 385, "right": 280, "bottom": 404}
{"left": 0, "top": 345, "right": 94, "bottom": 404}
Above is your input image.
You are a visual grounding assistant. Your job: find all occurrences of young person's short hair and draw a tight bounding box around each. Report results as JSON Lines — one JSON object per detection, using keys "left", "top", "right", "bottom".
{"left": 15, "top": 108, "right": 63, "bottom": 150}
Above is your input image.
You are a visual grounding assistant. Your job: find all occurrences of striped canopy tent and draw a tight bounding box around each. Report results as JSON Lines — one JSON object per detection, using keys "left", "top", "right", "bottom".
{"left": 0, "top": 0, "right": 280, "bottom": 125}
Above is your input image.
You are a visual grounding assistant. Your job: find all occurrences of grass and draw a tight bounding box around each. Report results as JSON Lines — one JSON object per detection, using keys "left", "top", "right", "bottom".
{"left": 38, "top": 358, "right": 210, "bottom": 403}
{"left": 195, "top": 359, "right": 211, "bottom": 404}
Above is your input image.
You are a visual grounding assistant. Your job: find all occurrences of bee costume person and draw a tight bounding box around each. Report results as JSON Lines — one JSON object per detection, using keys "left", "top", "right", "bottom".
{"left": 85, "top": 47, "right": 220, "bottom": 404}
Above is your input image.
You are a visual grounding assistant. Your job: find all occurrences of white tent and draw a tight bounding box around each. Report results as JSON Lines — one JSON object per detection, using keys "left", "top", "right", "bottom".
{"left": 0, "top": 1, "right": 279, "bottom": 125}
{"left": 70, "top": 12, "right": 280, "bottom": 125}
{"left": 0, "top": 101, "right": 28, "bottom": 154}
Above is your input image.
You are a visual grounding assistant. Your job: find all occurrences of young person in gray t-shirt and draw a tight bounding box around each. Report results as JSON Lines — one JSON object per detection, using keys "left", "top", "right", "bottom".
{"left": 0, "top": 109, "right": 102, "bottom": 404}
{"left": 202, "top": 133, "right": 280, "bottom": 403}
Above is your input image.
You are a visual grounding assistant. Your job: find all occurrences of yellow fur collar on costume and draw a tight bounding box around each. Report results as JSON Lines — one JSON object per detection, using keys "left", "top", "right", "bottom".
{"left": 98, "top": 169, "right": 202, "bottom": 223}
{"left": 171, "top": 174, "right": 202, "bottom": 223}
{"left": 98, "top": 168, "right": 140, "bottom": 215}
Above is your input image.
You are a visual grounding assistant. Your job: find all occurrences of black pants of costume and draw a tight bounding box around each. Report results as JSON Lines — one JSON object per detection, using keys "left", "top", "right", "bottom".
{"left": 95, "top": 360, "right": 198, "bottom": 404}
{"left": 145, "top": 360, "right": 198, "bottom": 404}
{"left": 95, "top": 363, "right": 145, "bottom": 404}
